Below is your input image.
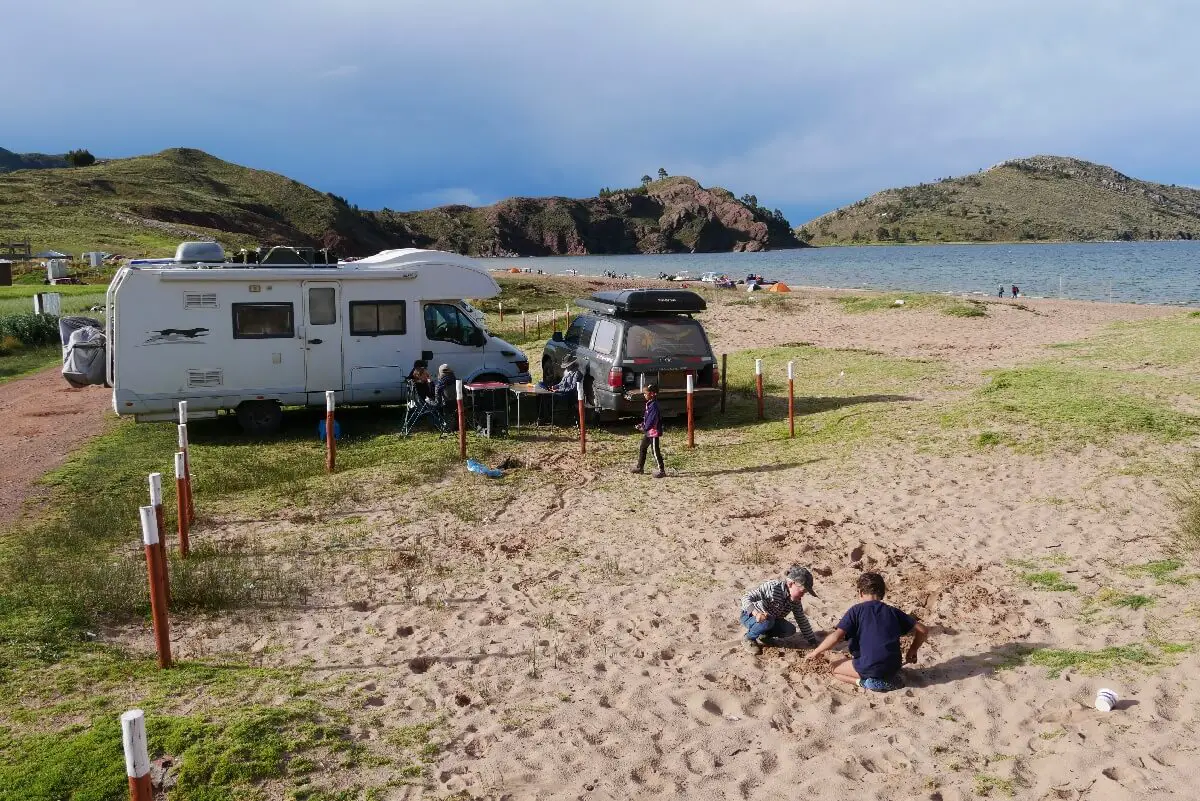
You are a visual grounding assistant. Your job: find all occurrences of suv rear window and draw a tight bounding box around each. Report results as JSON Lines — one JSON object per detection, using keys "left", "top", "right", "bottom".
{"left": 623, "top": 318, "right": 709, "bottom": 359}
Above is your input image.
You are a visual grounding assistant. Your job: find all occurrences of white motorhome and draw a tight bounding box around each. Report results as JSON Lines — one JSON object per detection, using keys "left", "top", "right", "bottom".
{"left": 105, "top": 243, "right": 530, "bottom": 433}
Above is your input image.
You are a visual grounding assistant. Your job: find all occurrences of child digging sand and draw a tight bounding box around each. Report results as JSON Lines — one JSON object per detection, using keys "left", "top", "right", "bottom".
{"left": 805, "top": 572, "right": 928, "bottom": 692}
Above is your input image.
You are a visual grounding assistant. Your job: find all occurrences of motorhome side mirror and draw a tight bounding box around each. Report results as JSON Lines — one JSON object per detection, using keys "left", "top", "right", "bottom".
{"left": 472, "top": 330, "right": 486, "bottom": 347}
{"left": 552, "top": 331, "right": 564, "bottom": 342}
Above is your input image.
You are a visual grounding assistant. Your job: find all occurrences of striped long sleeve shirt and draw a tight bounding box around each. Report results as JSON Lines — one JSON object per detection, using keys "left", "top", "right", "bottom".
{"left": 740, "top": 579, "right": 817, "bottom": 643}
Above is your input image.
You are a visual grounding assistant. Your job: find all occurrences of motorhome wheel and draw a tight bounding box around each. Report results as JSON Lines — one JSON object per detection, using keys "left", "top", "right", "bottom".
{"left": 236, "top": 400, "right": 283, "bottom": 435}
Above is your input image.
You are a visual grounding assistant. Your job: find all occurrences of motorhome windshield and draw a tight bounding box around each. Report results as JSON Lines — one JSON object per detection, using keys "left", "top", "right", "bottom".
{"left": 623, "top": 318, "right": 708, "bottom": 359}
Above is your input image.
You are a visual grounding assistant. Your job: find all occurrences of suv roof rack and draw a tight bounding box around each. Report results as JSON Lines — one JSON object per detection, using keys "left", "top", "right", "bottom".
{"left": 576, "top": 289, "right": 706, "bottom": 317}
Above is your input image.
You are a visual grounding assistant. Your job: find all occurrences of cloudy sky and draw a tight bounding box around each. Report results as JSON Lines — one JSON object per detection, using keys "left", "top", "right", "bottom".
{"left": 4, "top": 0, "right": 1197, "bottom": 224}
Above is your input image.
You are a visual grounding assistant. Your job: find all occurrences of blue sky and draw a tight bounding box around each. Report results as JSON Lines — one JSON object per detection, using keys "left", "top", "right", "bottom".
{"left": 4, "top": 0, "right": 1198, "bottom": 225}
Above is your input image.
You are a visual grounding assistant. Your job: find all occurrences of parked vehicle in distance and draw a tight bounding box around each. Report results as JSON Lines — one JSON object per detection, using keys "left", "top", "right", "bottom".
{"left": 102, "top": 242, "right": 530, "bottom": 434}
{"left": 541, "top": 289, "right": 721, "bottom": 422}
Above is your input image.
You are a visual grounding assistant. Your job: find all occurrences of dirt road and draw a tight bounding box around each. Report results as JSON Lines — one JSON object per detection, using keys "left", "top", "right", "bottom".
{"left": 0, "top": 367, "right": 111, "bottom": 526}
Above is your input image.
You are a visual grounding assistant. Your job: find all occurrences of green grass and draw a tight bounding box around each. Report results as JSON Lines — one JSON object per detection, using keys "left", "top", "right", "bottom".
{"left": 0, "top": 344, "right": 60, "bottom": 384}
{"left": 1024, "top": 642, "right": 1191, "bottom": 677}
{"left": 1047, "top": 313, "right": 1200, "bottom": 374}
{"left": 1020, "top": 570, "right": 1077, "bottom": 592}
{"left": 1176, "top": 456, "right": 1200, "bottom": 554}
{"left": 1124, "top": 559, "right": 1197, "bottom": 585}
{"left": 835, "top": 293, "right": 959, "bottom": 313}
{"left": 940, "top": 363, "right": 1200, "bottom": 451}
{"left": 1092, "top": 588, "right": 1156, "bottom": 610}
{"left": 942, "top": 302, "right": 988, "bottom": 318}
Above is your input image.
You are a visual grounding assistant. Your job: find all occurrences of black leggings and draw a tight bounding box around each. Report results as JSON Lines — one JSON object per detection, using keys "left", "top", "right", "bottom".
{"left": 637, "top": 435, "right": 665, "bottom": 471}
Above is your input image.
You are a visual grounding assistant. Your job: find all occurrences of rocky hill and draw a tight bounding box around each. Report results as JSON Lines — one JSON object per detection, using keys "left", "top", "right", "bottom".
{"left": 798, "top": 156, "right": 1200, "bottom": 245}
{"left": 0, "top": 147, "right": 801, "bottom": 257}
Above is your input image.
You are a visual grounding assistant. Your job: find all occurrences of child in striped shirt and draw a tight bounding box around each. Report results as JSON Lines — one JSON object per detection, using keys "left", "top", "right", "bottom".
{"left": 739, "top": 565, "right": 820, "bottom": 653}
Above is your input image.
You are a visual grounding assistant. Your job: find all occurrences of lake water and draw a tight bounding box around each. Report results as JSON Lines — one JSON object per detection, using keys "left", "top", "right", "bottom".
{"left": 489, "top": 241, "right": 1200, "bottom": 306}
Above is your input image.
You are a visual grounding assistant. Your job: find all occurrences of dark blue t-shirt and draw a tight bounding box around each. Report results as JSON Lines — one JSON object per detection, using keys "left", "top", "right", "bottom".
{"left": 837, "top": 600, "right": 917, "bottom": 680}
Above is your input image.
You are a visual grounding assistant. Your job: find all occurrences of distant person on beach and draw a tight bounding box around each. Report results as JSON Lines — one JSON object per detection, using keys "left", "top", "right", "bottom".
{"left": 739, "top": 565, "right": 820, "bottom": 653}
{"left": 806, "top": 572, "right": 928, "bottom": 692}
{"left": 998, "top": 284, "right": 1005, "bottom": 298}
{"left": 1011, "top": 284, "right": 1020, "bottom": 298}
{"left": 630, "top": 383, "right": 666, "bottom": 477}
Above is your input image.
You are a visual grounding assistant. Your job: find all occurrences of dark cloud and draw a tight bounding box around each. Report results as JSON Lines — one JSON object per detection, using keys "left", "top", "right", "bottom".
{"left": 3, "top": 0, "right": 1196, "bottom": 224}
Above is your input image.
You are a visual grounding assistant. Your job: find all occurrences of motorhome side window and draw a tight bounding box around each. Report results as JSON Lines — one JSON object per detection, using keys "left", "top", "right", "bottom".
{"left": 424, "top": 303, "right": 482, "bottom": 346}
{"left": 232, "top": 303, "right": 294, "bottom": 339}
{"left": 350, "top": 301, "right": 407, "bottom": 336}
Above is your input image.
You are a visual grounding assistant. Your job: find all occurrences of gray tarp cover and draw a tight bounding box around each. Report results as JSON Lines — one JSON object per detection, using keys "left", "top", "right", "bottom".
{"left": 59, "top": 315, "right": 106, "bottom": 388}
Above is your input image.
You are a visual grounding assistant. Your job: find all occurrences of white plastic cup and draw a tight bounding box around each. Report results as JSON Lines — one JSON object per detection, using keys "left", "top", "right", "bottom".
{"left": 1095, "top": 688, "right": 1118, "bottom": 712}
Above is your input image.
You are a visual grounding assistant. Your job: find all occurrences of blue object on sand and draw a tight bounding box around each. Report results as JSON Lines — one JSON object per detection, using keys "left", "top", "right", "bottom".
{"left": 466, "top": 459, "right": 503, "bottom": 478}
{"left": 317, "top": 419, "right": 342, "bottom": 441}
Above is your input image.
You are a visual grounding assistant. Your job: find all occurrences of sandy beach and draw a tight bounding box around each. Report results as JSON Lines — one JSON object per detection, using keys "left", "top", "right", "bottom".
{"left": 85, "top": 282, "right": 1199, "bottom": 800}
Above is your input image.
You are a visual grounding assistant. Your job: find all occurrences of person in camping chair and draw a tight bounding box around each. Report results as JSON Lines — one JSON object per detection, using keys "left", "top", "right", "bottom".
{"left": 538, "top": 358, "right": 581, "bottom": 425}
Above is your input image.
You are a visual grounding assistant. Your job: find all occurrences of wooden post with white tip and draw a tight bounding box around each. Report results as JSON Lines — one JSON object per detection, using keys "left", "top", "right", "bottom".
{"left": 325, "top": 391, "right": 336, "bottom": 473}
{"left": 456, "top": 380, "right": 466, "bottom": 459}
{"left": 577, "top": 381, "right": 587, "bottom": 455}
{"left": 174, "top": 452, "right": 190, "bottom": 558}
{"left": 121, "top": 709, "right": 153, "bottom": 801}
{"left": 148, "top": 473, "right": 169, "bottom": 603}
{"left": 686, "top": 373, "right": 695, "bottom": 449}
{"left": 177, "top": 403, "right": 193, "bottom": 524}
{"left": 755, "top": 358, "right": 764, "bottom": 420}
{"left": 140, "top": 506, "right": 171, "bottom": 669}
{"left": 787, "top": 360, "right": 795, "bottom": 438}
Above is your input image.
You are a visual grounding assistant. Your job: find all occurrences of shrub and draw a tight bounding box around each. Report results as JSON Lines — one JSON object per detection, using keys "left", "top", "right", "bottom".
{"left": 0, "top": 313, "right": 60, "bottom": 346}
{"left": 66, "top": 148, "right": 96, "bottom": 167}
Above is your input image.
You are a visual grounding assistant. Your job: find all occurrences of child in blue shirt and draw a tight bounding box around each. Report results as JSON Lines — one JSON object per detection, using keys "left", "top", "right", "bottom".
{"left": 805, "top": 572, "right": 928, "bottom": 692}
{"left": 630, "top": 384, "right": 666, "bottom": 478}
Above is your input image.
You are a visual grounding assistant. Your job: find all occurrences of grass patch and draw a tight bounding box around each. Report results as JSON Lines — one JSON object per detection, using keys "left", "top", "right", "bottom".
{"left": 835, "top": 293, "right": 958, "bottom": 313}
{"left": 1123, "top": 559, "right": 1192, "bottom": 585}
{"left": 1175, "top": 456, "right": 1200, "bottom": 555}
{"left": 972, "top": 774, "right": 1016, "bottom": 797}
{"left": 1093, "top": 588, "right": 1155, "bottom": 610}
{"left": 0, "top": 344, "right": 60, "bottom": 384}
{"left": 940, "top": 363, "right": 1200, "bottom": 450}
{"left": 1020, "top": 570, "right": 1077, "bottom": 592}
{"left": 942, "top": 302, "right": 987, "bottom": 318}
{"left": 1024, "top": 642, "right": 1190, "bottom": 677}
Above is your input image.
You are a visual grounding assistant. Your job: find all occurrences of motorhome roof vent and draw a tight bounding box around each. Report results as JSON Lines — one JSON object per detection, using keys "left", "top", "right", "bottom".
{"left": 175, "top": 241, "right": 226, "bottom": 263}
{"left": 187, "top": 369, "right": 223, "bottom": 388}
{"left": 183, "top": 292, "right": 218, "bottom": 309}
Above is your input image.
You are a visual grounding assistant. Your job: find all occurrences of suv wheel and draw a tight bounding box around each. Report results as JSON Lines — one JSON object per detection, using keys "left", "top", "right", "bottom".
{"left": 541, "top": 356, "right": 554, "bottom": 384}
{"left": 236, "top": 400, "right": 283, "bottom": 435}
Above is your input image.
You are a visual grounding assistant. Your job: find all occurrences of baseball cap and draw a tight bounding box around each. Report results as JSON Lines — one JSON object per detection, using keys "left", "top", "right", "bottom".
{"left": 784, "top": 565, "right": 818, "bottom": 598}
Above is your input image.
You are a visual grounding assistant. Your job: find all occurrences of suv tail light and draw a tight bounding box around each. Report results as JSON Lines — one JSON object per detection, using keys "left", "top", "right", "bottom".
{"left": 607, "top": 367, "right": 623, "bottom": 389}
{"left": 516, "top": 360, "right": 529, "bottom": 374}
{"left": 712, "top": 365, "right": 720, "bottom": 387}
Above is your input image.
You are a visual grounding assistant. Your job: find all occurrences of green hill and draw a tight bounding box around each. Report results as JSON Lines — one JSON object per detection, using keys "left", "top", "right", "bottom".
{"left": 0, "top": 147, "right": 70, "bottom": 173}
{"left": 797, "top": 156, "right": 1200, "bottom": 245}
{"left": 0, "top": 148, "right": 802, "bottom": 257}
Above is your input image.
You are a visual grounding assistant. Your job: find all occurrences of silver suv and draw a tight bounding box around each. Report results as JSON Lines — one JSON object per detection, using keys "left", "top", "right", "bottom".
{"left": 542, "top": 289, "right": 721, "bottom": 422}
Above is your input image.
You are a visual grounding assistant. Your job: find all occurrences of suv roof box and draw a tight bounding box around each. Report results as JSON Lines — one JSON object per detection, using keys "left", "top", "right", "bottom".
{"left": 577, "top": 289, "right": 706, "bottom": 317}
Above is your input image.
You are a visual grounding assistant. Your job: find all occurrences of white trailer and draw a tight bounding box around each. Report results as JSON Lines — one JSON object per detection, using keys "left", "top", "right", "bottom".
{"left": 105, "top": 244, "right": 530, "bottom": 433}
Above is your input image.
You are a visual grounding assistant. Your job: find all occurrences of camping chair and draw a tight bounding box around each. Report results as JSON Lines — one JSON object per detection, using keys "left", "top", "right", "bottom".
{"left": 401, "top": 380, "right": 450, "bottom": 436}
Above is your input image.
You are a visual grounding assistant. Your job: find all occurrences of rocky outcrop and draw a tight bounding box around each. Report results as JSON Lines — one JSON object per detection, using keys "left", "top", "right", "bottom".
{"left": 379, "top": 176, "right": 805, "bottom": 256}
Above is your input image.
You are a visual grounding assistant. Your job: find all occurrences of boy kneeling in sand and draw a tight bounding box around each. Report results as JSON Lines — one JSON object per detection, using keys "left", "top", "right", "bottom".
{"left": 805, "top": 572, "right": 928, "bottom": 692}
{"left": 739, "top": 565, "right": 821, "bottom": 653}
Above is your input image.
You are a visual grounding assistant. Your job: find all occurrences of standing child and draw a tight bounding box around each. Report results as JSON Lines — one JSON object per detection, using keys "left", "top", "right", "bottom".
{"left": 631, "top": 383, "right": 666, "bottom": 478}
{"left": 806, "top": 572, "right": 928, "bottom": 692}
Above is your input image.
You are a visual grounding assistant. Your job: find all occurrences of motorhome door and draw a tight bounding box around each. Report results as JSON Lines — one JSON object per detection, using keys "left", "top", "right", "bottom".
{"left": 422, "top": 302, "right": 487, "bottom": 376}
{"left": 303, "top": 282, "right": 343, "bottom": 397}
